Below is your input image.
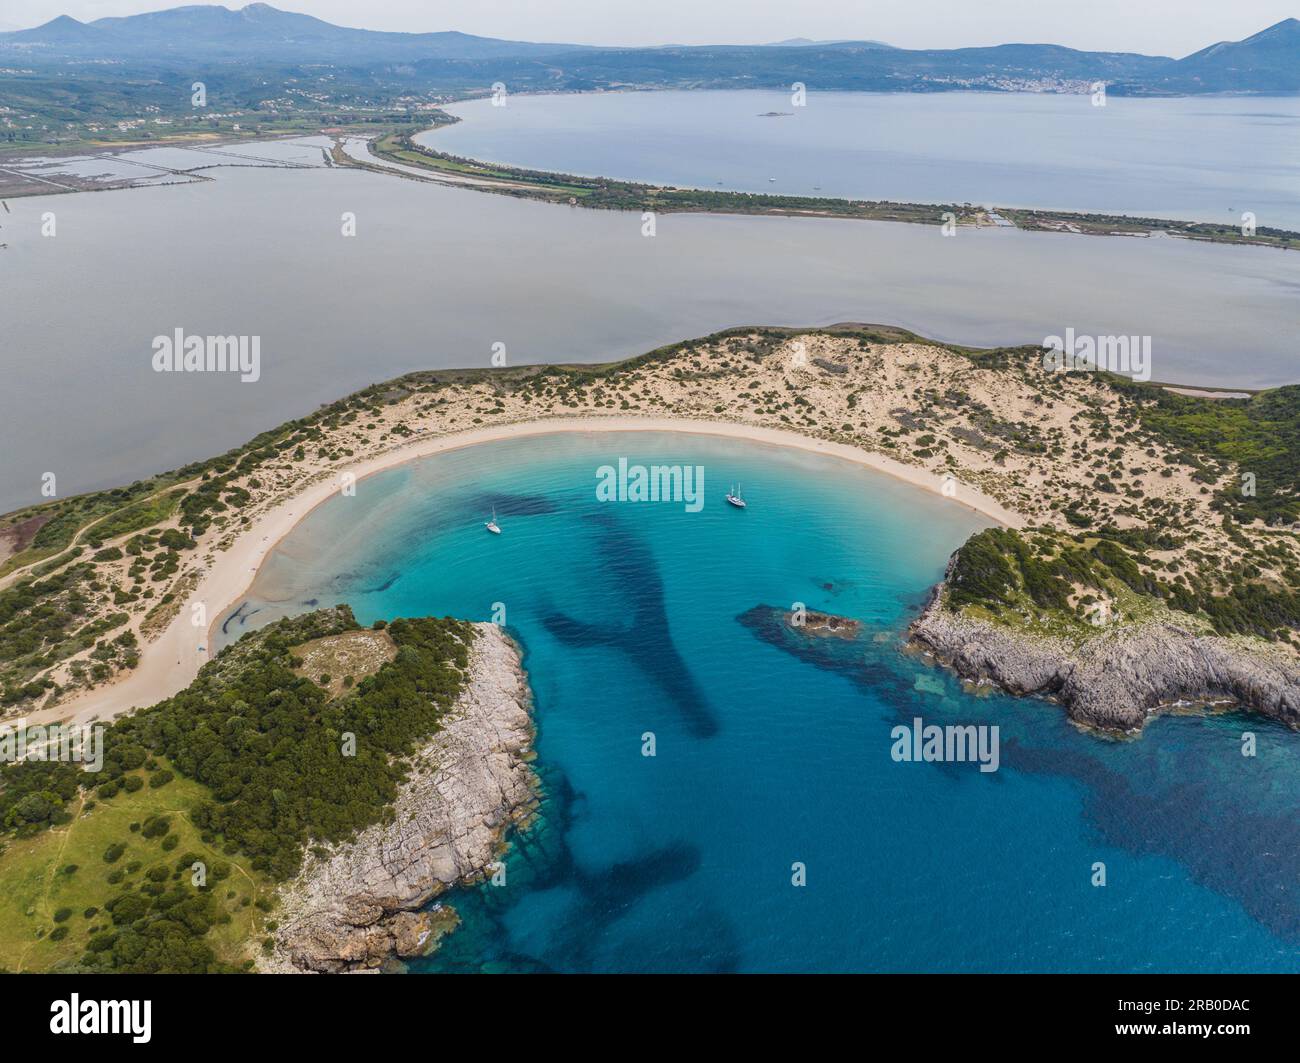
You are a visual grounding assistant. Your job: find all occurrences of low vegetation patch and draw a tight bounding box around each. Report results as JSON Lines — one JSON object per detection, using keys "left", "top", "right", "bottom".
{"left": 0, "top": 606, "right": 475, "bottom": 971}
{"left": 0, "top": 764, "right": 269, "bottom": 973}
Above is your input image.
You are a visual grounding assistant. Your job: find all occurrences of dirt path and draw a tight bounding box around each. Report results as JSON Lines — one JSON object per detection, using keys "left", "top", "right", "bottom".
{"left": 0, "top": 476, "right": 200, "bottom": 592}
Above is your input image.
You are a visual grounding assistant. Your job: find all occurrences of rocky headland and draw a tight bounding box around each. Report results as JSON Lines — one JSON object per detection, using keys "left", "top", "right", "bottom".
{"left": 263, "top": 623, "right": 539, "bottom": 973}
{"left": 909, "top": 564, "right": 1300, "bottom": 734}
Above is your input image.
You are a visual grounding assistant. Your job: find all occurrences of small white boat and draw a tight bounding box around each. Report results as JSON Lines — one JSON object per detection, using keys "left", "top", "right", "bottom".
{"left": 485, "top": 507, "right": 501, "bottom": 534}
{"left": 726, "top": 484, "right": 747, "bottom": 509}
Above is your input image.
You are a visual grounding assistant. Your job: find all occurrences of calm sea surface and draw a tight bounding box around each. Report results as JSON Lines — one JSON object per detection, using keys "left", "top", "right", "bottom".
{"left": 424, "top": 90, "right": 1300, "bottom": 229}
{"left": 4, "top": 136, "right": 1300, "bottom": 513}
{"left": 216, "top": 433, "right": 1300, "bottom": 972}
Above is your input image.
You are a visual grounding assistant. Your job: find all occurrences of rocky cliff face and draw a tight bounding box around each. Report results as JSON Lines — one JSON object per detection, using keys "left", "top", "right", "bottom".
{"left": 909, "top": 579, "right": 1300, "bottom": 734}
{"left": 264, "top": 623, "right": 538, "bottom": 973}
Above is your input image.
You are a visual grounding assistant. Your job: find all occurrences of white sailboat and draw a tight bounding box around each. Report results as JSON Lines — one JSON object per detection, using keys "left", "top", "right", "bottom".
{"left": 726, "top": 484, "right": 747, "bottom": 508}
{"left": 485, "top": 507, "right": 501, "bottom": 534}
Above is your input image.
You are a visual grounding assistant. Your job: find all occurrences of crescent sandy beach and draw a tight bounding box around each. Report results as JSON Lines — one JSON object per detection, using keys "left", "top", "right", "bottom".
{"left": 21, "top": 410, "right": 1021, "bottom": 730}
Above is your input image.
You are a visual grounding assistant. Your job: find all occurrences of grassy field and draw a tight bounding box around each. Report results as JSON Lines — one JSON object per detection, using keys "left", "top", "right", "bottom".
{"left": 290, "top": 626, "right": 397, "bottom": 699}
{"left": 86, "top": 490, "right": 185, "bottom": 545}
{"left": 0, "top": 762, "right": 271, "bottom": 973}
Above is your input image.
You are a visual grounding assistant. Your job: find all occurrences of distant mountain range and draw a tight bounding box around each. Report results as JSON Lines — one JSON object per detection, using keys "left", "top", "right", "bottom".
{"left": 1135, "top": 17, "right": 1300, "bottom": 93}
{"left": 1, "top": 4, "right": 594, "bottom": 60}
{"left": 763, "top": 38, "right": 896, "bottom": 49}
{"left": 2, "top": 5, "right": 1298, "bottom": 96}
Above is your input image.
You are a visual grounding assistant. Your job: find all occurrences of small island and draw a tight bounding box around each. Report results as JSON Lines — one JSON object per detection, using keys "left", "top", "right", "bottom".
{"left": 786, "top": 608, "right": 862, "bottom": 639}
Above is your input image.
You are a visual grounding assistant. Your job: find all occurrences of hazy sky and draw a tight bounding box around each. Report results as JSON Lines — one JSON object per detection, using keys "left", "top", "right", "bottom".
{"left": 3, "top": 0, "right": 1296, "bottom": 55}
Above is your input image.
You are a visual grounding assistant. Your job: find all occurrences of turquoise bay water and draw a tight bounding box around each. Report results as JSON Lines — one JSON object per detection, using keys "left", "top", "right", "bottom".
{"left": 218, "top": 433, "right": 1299, "bottom": 972}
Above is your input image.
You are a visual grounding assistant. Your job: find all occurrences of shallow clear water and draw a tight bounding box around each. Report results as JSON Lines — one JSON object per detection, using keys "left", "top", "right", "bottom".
{"left": 427, "top": 90, "right": 1300, "bottom": 229}
{"left": 218, "top": 432, "right": 1300, "bottom": 972}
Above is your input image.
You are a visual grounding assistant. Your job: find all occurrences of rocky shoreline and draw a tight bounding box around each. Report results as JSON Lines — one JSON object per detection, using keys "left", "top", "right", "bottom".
{"left": 263, "top": 623, "right": 539, "bottom": 973}
{"left": 908, "top": 576, "right": 1300, "bottom": 734}
{"left": 789, "top": 608, "right": 862, "bottom": 639}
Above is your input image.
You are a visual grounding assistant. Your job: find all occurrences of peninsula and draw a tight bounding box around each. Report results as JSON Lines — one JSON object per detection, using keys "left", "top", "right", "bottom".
{"left": 0, "top": 604, "right": 537, "bottom": 973}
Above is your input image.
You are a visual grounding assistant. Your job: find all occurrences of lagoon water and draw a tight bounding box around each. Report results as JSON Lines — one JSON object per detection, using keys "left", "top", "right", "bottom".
{"left": 5, "top": 145, "right": 1300, "bottom": 513}
{"left": 428, "top": 91, "right": 1300, "bottom": 230}
{"left": 217, "top": 432, "right": 1299, "bottom": 972}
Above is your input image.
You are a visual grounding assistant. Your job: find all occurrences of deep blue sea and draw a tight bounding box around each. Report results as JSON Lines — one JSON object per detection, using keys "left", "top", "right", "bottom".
{"left": 217, "top": 432, "right": 1299, "bottom": 972}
